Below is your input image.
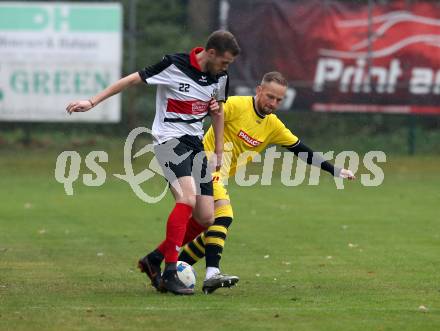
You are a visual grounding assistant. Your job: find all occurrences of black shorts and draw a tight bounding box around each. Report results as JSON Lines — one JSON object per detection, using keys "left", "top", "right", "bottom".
{"left": 154, "top": 135, "right": 213, "bottom": 196}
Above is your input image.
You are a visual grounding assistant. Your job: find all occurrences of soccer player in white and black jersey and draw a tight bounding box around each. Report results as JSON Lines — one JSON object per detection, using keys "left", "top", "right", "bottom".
{"left": 66, "top": 31, "right": 240, "bottom": 295}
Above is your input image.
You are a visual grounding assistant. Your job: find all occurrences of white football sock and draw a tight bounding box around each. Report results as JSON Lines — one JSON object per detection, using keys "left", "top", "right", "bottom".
{"left": 205, "top": 267, "right": 220, "bottom": 280}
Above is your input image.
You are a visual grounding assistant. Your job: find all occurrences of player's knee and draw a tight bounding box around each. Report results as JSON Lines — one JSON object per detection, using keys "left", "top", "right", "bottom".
{"left": 194, "top": 211, "right": 214, "bottom": 228}
{"left": 198, "top": 218, "right": 214, "bottom": 228}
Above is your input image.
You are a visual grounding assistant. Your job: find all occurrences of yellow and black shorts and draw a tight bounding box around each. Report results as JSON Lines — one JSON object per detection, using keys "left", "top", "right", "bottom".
{"left": 212, "top": 171, "right": 230, "bottom": 201}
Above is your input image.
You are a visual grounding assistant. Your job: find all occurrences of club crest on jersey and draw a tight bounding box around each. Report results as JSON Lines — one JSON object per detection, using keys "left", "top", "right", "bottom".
{"left": 211, "top": 87, "right": 218, "bottom": 99}
{"left": 237, "top": 130, "right": 262, "bottom": 147}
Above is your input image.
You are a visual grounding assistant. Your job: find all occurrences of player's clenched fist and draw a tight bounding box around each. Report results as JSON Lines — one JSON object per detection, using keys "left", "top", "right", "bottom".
{"left": 66, "top": 100, "right": 94, "bottom": 114}
{"left": 339, "top": 168, "right": 356, "bottom": 180}
{"left": 208, "top": 98, "right": 220, "bottom": 114}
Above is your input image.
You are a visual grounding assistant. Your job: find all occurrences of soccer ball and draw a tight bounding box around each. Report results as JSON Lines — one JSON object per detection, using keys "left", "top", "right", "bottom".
{"left": 176, "top": 261, "right": 196, "bottom": 289}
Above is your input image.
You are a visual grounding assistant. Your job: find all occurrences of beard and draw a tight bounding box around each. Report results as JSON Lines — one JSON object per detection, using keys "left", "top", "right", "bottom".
{"left": 255, "top": 101, "right": 272, "bottom": 116}
{"left": 262, "top": 107, "right": 274, "bottom": 114}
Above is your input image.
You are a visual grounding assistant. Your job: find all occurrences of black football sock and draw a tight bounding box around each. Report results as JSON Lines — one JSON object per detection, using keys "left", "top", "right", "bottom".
{"left": 147, "top": 249, "right": 164, "bottom": 265}
{"left": 164, "top": 262, "right": 177, "bottom": 272}
{"left": 205, "top": 217, "right": 232, "bottom": 268}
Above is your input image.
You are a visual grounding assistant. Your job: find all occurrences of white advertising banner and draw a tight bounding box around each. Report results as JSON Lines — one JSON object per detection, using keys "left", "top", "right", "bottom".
{"left": 0, "top": 2, "right": 122, "bottom": 122}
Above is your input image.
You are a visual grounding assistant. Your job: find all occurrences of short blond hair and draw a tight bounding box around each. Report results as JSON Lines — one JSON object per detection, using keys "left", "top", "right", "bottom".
{"left": 261, "top": 71, "right": 288, "bottom": 87}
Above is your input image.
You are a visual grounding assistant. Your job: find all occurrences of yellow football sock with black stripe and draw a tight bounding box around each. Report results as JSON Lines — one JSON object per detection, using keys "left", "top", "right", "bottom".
{"left": 205, "top": 216, "right": 232, "bottom": 268}
{"left": 179, "top": 232, "right": 206, "bottom": 265}
{"left": 179, "top": 204, "right": 233, "bottom": 267}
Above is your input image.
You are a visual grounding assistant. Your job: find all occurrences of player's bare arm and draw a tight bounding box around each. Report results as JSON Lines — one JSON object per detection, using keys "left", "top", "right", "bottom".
{"left": 66, "top": 72, "right": 142, "bottom": 114}
{"left": 209, "top": 100, "right": 224, "bottom": 171}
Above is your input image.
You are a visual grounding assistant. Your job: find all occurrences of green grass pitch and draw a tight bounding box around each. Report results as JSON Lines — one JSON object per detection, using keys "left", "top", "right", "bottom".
{"left": 0, "top": 148, "right": 439, "bottom": 330}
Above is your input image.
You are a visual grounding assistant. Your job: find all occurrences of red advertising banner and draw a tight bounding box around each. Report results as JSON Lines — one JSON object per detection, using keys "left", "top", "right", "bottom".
{"left": 228, "top": 0, "right": 440, "bottom": 114}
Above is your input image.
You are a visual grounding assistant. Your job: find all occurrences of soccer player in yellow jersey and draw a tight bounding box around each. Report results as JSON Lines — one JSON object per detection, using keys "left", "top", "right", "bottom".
{"left": 178, "top": 71, "right": 355, "bottom": 293}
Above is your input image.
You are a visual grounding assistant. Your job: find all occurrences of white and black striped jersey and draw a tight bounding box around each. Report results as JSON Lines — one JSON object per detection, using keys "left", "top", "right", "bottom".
{"left": 138, "top": 48, "right": 229, "bottom": 145}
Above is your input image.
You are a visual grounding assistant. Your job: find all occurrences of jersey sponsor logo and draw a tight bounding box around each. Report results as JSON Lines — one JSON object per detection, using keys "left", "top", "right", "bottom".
{"left": 166, "top": 99, "right": 209, "bottom": 115}
{"left": 237, "top": 130, "right": 262, "bottom": 147}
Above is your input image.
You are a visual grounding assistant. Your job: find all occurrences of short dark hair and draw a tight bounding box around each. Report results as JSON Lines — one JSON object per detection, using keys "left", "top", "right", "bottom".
{"left": 205, "top": 30, "right": 241, "bottom": 56}
{"left": 261, "top": 72, "right": 288, "bottom": 87}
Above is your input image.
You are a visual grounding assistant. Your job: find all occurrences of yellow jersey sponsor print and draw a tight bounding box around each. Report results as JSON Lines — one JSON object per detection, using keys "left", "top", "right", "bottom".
{"left": 204, "top": 96, "right": 299, "bottom": 178}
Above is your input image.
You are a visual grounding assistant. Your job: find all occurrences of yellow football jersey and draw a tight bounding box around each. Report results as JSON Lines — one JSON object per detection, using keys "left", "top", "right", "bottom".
{"left": 204, "top": 96, "right": 299, "bottom": 178}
